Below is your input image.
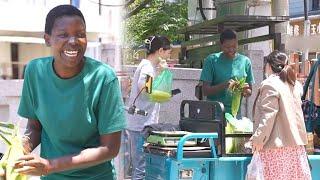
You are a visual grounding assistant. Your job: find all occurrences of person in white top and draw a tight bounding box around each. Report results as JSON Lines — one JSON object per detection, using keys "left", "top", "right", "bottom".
{"left": 126, "top": 35, "right": 171, "bottom": 180}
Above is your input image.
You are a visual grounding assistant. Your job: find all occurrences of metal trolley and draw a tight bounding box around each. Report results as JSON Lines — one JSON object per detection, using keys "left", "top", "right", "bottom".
{"left": 145, "top": 100, "right": 252, "bottom": 180}
{"left": 145, "top": 132, "right": 251, "bottom": 180}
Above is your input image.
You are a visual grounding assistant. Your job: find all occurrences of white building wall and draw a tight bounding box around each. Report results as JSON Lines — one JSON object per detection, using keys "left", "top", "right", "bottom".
{"left": 0, "top": 80, "right": 24, "bottom": 155}
{"left": 0, "top": 0, "right": 124, "bottom": 75}
{"left": 247, "top": 4, "right": 273, "bottom": 56}
{"left": 0, "top": 0, "right": 112, "bottom": 35}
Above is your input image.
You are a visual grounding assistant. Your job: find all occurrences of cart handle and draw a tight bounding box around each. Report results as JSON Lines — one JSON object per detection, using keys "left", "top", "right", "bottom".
{"left": 177, "top": 133, "right": 218, "bottom": 161}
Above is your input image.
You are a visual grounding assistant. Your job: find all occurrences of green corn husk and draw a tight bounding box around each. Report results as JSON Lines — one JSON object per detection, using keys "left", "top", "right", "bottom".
{"left": 0, "top": 122, "right": 28, "bottom": 180}
{"left": 231, "top": 91, "right": 242, "bottom": 117}
{"left": 225, "top": 122, "right": 236, "bottom": 153}
{"left": 230, "top": 77, "right": 246, "bottom": 117}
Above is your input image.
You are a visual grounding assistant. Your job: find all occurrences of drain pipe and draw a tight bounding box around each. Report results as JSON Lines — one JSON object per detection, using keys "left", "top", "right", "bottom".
{"left": 198, "top": 0, "right": 207, "bottom": 20}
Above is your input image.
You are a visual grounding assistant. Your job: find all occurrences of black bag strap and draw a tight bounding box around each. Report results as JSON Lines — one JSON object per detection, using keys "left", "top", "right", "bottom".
{"left": 302, "top": 59, "right": 320, "bottom": 101}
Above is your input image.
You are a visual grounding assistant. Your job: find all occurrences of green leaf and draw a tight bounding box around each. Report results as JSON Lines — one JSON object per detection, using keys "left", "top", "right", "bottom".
{"left": 0, "top": 133, "right": 11, "bottom": 146}
{"left": 0, "top": 122, "right": 14, "bottom": 129}
{"left": 0, "top": 129, "right": 12, "bottom": 135}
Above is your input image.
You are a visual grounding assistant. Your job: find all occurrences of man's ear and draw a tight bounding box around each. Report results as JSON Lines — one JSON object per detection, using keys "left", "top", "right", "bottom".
{"left": 44, "top": 34, "right": 51, "bottom": 46}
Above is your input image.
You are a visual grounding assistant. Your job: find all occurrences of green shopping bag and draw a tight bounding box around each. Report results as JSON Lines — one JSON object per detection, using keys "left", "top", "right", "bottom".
{"left": 149, "top": 69, "right": 173, "bottom": 103}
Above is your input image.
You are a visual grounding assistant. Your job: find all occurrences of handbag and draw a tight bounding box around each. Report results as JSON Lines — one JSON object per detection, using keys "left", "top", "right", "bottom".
{"left": 302, "top": 59, "right": 320, "bottom": 132}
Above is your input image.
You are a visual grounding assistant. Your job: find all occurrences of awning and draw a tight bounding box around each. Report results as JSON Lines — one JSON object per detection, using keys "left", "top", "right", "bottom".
{"left": 178, "top": 15, "right": 289, "bottom": 34}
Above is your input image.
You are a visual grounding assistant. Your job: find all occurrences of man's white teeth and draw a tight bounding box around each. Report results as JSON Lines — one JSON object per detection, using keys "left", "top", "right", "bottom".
{"left": 64, "top": 50, "right": 78, "bottom": 57}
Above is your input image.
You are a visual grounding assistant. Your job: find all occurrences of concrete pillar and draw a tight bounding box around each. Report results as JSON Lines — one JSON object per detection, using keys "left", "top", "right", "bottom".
{"left": 303, "top": 0, "right": 310, "bottom": 64}
{"left": 271, "top": 0, "right": 289, "bottom": 16}
{"left": 241, "top": 50, "right": 264, "bottom": 119}
{"left": 271, "top": 0, "right": 289, "bottom": 51}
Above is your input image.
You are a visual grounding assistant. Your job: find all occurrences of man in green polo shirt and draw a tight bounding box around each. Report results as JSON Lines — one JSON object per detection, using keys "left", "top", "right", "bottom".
{"left": 14, "top": 5, "right": 126, "bottom": 180}
{"left": 200, "top": 29, "right": 254, "bottom": 116}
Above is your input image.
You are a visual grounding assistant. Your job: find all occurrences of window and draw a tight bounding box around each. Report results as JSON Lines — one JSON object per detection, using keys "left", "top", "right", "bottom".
{"left": 312, "top": 0, "right": 320, "bottom": 10}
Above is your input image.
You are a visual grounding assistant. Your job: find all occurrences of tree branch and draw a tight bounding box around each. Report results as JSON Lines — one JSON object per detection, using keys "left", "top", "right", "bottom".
{"left": 125, "top": 0, "right": 136, "bottom": 8}
{"left": 124, "top": 0, "right": 153, "bottom": 19}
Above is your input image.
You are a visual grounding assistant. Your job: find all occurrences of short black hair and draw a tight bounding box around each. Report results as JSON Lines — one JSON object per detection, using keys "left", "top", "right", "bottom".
{"left": 145, "top": 35, "right": 171, "bottom": 55}
{"left": 220, "top": 29, "right": 237, "bottom": 44}
{"left": 45, "top": 5, "right": 86, "bottom": 35}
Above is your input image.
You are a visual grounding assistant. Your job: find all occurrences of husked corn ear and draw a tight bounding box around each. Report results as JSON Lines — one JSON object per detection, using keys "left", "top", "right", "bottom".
{"left": 0, "top": 123, "right": 28, "bottom": 180}
{"left": 231, "top": 91, "right": 242, "bottom": 117}
{"left": 230, "top": 77, "right": 246, "bottom": 117}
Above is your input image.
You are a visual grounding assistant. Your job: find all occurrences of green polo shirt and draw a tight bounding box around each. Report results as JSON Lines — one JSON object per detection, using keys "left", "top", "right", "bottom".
{"left": 200, "top": 52, "right": 254, "bottom": 114}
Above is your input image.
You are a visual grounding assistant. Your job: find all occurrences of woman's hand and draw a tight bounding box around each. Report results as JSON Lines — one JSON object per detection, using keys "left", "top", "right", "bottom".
{"left": 14, "top": 154, "right": 51, "bottom": 176}
{"left": 157, "top": 59, "right": 168, "bottom": 74}
{"left": 252, "top": 143, "right": 263, "bottom": 152}
{"left": 242, "top": 83, "right": 251, "bottom": 97}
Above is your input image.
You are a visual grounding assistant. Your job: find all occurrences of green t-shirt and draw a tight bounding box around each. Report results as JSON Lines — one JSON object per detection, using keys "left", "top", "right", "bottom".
{"left": 18, "top": 56, "right": 126, "bottom": 180}
{"left": 200, "top": 52, "right": 254, "bottom": 114}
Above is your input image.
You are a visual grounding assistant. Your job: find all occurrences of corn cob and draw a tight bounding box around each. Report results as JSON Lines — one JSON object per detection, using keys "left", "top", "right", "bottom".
{"left": 0, "top": 122, "right": 27, "bottom": 180}
{"left": 230, "top": 77, "right": 246, "bottom": 117}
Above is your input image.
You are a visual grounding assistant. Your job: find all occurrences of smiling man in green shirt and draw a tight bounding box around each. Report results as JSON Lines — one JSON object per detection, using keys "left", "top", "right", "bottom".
{"left": 15, "top": 5, "right": 126, "bottom": 180}
{"left": 200, "top": 29, "right": 254, "bottom": 115}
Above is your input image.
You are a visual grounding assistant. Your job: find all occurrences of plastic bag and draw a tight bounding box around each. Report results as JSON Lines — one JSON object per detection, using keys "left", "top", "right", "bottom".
{"left": 225, "top": 113, "right": 253, "bottom": 153}
{"left": 225, "top": 113, "right": 253, "bottom": 133}
{"left": 246, "top": 152, "right": 264, "bottom": 180}
{"left": 149, "top": 69, "right": 173, "bottom": 103}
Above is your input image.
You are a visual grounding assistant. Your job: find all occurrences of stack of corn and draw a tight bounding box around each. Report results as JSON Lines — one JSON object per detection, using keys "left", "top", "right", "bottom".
{"left": 230, "top": 77, "right": 246, "bottom": 117}
{"left": 0, "top": 122, "right": 27, "bottom": 180}
{"left": 227, "top": 77, "right": 246, "bottom": 154}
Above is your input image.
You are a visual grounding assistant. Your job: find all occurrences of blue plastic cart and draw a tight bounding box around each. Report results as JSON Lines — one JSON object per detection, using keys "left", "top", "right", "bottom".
{"left": 145, "top": 132, "right": 251, "bottom": 180}
{"left": 145, "top": 132, "right": 320, "bottom": 180}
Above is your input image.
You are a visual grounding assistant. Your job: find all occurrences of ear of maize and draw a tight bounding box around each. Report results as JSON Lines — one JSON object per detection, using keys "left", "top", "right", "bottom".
{"left": 0, "top": 122, "right": 28, "bottom": 180}
{"left": 230, "top": 77, "right": 246, "bottom": 117}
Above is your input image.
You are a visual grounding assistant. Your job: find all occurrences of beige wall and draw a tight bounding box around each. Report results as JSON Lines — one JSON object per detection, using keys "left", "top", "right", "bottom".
{"left": 0, "top": 42, "right": 10, "bottom": 63}
{"left": 0, "top": 42, "right": 12, "bottom": 78}
{"left": 0, "top": 42, "right": 51, "bottom": 78}
{"left": 19, "top": 43, "right": 51, "bottom": 64}
{"left": 18, "top": 43, "right": 51, "bottom": 78}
